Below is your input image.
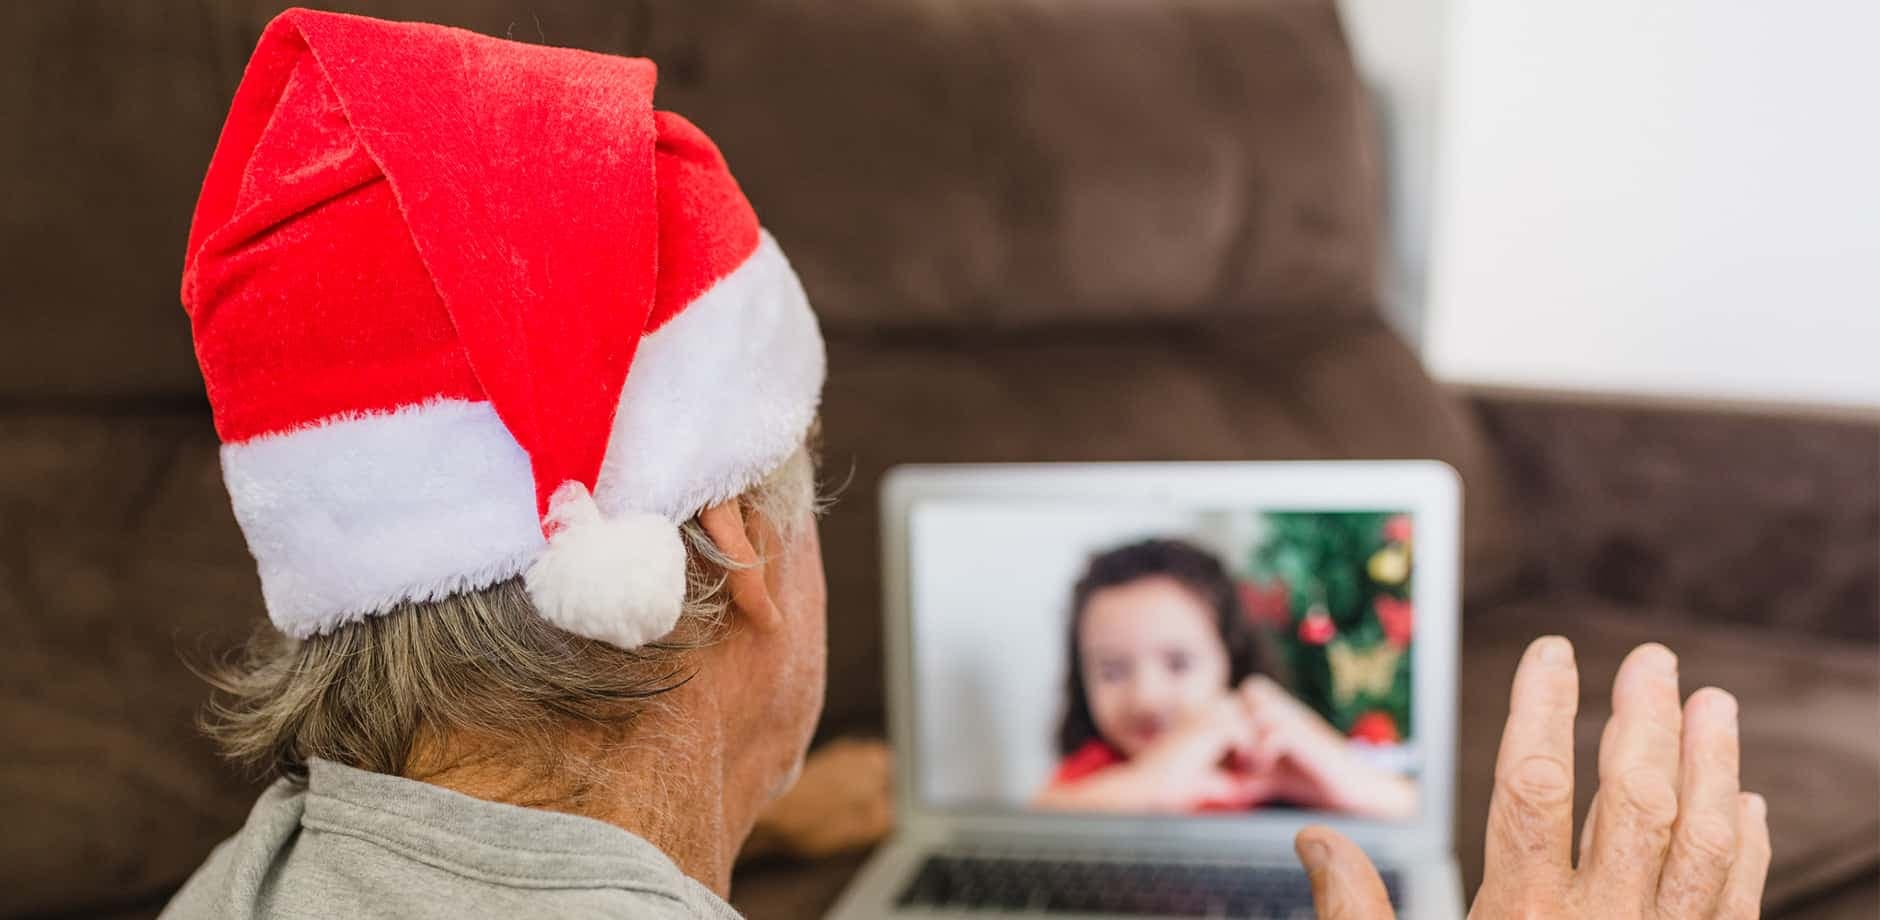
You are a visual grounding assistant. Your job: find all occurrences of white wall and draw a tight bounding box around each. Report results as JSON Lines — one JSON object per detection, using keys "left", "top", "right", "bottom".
{"left": 1337, "top": 0, "right": 1453, "bottom": 347}
{"left": 1422, "top": 1, "right": 1880, "bottom": 409}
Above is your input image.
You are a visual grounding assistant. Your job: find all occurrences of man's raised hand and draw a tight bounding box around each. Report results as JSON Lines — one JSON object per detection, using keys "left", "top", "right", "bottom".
{"left": 1292, "top": 637, "right": 1771, "bottom": 919}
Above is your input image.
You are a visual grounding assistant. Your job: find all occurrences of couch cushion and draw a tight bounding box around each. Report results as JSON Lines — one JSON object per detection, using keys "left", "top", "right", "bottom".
{"left": 1471, "top": 395, "right": 1880, "bottom": 643}
{"left": 816, "top": 313, "right": 1515, "bottom": 735}
{"left": 0, "top": 414, "right": 266, "bottom": 917}
{"left": 1456, "top": 599, "right": 1880, "bottom": 913}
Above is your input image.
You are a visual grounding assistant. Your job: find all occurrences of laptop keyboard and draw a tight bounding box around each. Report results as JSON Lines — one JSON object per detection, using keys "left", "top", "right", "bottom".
{"left": 894, "top": 853, "right": 1402, "bottom": 916}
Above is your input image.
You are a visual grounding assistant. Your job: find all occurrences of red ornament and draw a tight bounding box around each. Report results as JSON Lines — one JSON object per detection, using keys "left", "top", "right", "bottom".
{"left": 1298, "top": 611, "right": 1336, "bottom": 646}
{"left": 1383, "top": 514, "right": 1413, "bottom": 544}
{"left": 1237, "top": 579, "right": 1293, "bottom": 628}
{"left": 1376, "top": 596, "right": 1414, "bottom": 648}
{"left": 1348, "top": 710, "right": 1400, "bottom": 745}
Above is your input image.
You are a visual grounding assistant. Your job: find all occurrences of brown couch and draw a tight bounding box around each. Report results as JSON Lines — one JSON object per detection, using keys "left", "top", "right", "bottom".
{"left": 2, "top": 2, "right": 1874, "bottom": 918}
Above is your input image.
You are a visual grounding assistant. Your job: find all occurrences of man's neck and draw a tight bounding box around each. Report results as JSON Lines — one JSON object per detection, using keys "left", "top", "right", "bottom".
{"left": 413, "top": 696, "right": 755, "bottom": 897}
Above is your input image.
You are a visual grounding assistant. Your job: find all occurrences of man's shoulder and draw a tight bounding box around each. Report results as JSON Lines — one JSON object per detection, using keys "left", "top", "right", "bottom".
{"left": 159, "top": 778, "right": 308, "bottom": 920}
{"left": 160, "top": 770, "right": 741, "bottom": 920}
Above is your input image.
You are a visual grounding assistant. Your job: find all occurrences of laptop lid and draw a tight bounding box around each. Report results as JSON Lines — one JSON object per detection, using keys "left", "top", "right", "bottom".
{"left": 880, "top": 462, "right": 1460, "bottom": 863}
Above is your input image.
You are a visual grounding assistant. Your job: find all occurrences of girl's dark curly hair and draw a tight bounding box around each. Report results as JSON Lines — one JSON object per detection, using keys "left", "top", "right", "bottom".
{"left": 1056, "top": 538, "right": 1271, "bottom": 756}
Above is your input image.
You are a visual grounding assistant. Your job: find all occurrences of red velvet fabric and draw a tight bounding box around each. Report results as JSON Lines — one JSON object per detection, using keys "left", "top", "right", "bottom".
{"left": 651, "top": 111, "right": 761, "bottom": 333}
{"left": 181, "top": 8, "right": 759, "bottom": 520}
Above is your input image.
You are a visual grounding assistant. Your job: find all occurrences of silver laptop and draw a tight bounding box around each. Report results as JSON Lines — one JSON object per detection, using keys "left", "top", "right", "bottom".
{"left": 828, "top": 462, "right": 1465, "bottom": 919}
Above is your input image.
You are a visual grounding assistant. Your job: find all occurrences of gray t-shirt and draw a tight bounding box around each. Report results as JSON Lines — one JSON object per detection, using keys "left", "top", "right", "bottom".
{"left": 162, "top": 758, "right": 742, "bottom": 919}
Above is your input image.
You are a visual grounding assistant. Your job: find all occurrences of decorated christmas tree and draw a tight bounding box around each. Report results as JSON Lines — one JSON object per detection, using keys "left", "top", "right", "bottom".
{"left": 1244, "top": 511, "right": 1414, "bottom": 743}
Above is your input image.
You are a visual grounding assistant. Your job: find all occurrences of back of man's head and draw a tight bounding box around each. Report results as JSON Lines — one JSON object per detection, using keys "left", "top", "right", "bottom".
{"left": 179, "top": 10, "right": 826, "bottom": 799}
{"left": 202, "top": 447, "right": 819, "bottom": 802}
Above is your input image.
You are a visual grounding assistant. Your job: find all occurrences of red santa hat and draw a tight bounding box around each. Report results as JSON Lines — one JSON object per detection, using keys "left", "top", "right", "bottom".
{"left": 181, "top": 9, "right": 823, "bottom": 649}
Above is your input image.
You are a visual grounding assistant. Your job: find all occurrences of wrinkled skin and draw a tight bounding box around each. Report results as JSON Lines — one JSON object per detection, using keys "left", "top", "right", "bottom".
{"left": 1293, "top": 638, "right": 1772, "bottom": 920}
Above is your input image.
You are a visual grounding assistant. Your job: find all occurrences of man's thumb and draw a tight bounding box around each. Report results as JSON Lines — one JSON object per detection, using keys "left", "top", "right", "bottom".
{"left": 1294, "top": 826, "right": 1395, "bottom": 919}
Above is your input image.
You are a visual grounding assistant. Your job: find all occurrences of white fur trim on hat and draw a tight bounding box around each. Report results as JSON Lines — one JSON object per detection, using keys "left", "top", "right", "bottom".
{"left": 219, "top": 397, "right": 544, "bottom": 638}
{"left": 219, "top": 230, "right": 821, "bottom": 644}
{"left": 597, "top": 231, "right": 824, "bottom": 519}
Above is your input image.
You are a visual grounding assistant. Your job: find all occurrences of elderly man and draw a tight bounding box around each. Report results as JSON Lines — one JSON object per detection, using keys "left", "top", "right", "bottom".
{"left": 164, "top": 10, "right": 1768, "bottom": 919}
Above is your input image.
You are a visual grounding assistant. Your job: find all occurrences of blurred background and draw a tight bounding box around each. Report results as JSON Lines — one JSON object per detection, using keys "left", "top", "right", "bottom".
{"left": 1, "top": 1, "right": 1874, "bottom": 917}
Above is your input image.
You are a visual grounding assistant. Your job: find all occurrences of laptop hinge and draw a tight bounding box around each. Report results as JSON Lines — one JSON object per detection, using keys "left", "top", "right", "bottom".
{"left": 938, "top": 829, "right": 1303, "bottom": 865}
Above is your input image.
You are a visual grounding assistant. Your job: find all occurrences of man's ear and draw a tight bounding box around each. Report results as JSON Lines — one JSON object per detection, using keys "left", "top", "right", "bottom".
{"left": 696, "top": 499, "right": 784, "bottom": 632}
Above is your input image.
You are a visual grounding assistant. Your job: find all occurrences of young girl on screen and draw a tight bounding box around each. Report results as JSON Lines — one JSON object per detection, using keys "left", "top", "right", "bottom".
{"left": 1032, "top": 539, "right": 1416, "bottom": 819}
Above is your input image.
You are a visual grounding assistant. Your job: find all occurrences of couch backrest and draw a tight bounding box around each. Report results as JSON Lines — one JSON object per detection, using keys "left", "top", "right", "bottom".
{"left": 646, "top": 0, "right": 1382, "bottom": 332}
{"left": 0, "top": 0, "right": 1381, "bottom": 402}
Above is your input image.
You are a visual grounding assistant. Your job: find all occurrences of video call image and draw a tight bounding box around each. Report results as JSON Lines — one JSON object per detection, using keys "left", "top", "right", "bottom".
{"left": 909, "top": 504, "right": 1419, "bottom": 821}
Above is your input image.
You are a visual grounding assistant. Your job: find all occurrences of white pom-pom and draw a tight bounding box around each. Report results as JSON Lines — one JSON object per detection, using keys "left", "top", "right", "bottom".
{"left": 525, "top": 481, "right": 686, "bottom": 649}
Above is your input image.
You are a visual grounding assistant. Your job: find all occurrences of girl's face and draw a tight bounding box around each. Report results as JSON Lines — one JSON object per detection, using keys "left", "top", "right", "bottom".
{"left": 1078, "top": 575, "right": 1232, "bottom": 758}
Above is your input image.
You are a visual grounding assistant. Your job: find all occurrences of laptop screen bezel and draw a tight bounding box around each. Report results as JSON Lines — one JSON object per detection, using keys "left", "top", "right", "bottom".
{"left": 880, "top": 461, "right": 1460, "bottom": 862}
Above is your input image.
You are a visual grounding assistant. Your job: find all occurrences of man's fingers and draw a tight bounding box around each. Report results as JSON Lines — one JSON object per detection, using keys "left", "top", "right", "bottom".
{"left": 1717, "top": 793, "right": 1772, "bottom": 919}
{"left": 1656, "top": 688, "right": 1742, "bottom": 918}
{"left": 1295, "top": 826, "right": 1395, "bottom": 919}
{"left": 1586, "top": 643, "right": 1684, "bottom": 897}
{"left": 1483, "top": 636, "right": 1579, "bottom": 896}
{"left": 1578, "top": 790, "right": 1600, "bottom": 868}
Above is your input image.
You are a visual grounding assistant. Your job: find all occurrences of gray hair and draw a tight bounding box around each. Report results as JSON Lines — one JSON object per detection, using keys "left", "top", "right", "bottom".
{"left": 199, "top": 444, "right": 820, "bottom": 804}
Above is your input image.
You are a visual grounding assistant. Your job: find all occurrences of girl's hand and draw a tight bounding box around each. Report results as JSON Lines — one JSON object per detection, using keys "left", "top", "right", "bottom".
{"left": 1236, "top": 676, "right": 1417, "bottom": 819}
{"left": 1124, "top": 693, "right": 1267, "bottom": 811}
{"left": 1033, "top": 692, "right": 1267, "bottom": 813}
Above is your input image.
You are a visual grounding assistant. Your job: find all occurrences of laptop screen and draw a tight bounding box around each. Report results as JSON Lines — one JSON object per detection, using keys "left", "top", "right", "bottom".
{"left": 907, "top": 501, "right": 1423, "bottom": 822}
